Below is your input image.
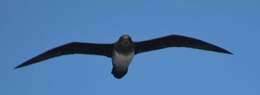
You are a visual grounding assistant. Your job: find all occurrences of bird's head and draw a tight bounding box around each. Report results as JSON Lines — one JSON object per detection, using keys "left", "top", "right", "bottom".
{"left": 115, "top": 34, "right": 134, "bottom": 54}
{"left": 118, "top": 34, "right": 133, "bottom": 44}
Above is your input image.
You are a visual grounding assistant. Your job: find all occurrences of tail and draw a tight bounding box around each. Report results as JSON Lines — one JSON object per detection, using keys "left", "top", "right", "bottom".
{"left": 111, "top": 66, "right": 128, "bottom": 79}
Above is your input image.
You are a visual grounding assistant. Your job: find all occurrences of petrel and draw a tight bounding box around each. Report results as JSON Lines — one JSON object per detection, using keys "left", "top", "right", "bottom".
{"left": 16, "top": 34, "right": 232, "bottom": 79}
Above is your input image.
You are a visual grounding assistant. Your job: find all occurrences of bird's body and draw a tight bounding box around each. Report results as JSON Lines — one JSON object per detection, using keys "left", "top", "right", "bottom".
{"left": 111, "top": 35, "right": 135, "bottom": 78}
{"left": 112, "top": 50, "right": 134, "bottom": 78}
{"left": 16, "top": 34, "right": 232, "bottom": 79}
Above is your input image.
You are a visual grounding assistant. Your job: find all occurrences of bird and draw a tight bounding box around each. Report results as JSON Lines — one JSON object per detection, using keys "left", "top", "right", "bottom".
{"left": 15, "top": 34, "right": 232, "bottom": 79}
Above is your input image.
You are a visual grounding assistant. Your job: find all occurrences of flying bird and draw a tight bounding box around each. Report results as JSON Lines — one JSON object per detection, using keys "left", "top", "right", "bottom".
{"left": 16, "top": 34, "right": 232, "bottom": 79}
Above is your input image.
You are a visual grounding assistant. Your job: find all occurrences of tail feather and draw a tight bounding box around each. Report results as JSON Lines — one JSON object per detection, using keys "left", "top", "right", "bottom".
{"left": 111, "top": 67, "right": 128, "bottom": 79}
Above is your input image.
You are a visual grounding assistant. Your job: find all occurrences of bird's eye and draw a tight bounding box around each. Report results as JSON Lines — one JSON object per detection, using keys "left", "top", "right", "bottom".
{"left": 123, "top": 36, "right": 128, "bottom": 39}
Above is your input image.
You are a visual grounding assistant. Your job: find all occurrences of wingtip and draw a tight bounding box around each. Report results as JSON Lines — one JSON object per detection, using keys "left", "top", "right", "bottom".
{"left": 14, "top": 65, "right": 23, "bottom": 69}
{"left": 14, "top": 62, "right": 29, "bottom": 69}
{"left": 222, "top": 50, "right": 233, "bottom": 55}
{"left": 226, "top": 52, "right": 233, "bottom": 55}
{"left": 227, "top": 52, "right": 234, "bottom": 55}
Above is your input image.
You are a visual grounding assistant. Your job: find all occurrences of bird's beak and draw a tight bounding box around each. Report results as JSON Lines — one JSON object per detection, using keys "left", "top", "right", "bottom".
{"left": 122, "top": 38, "right": 130, "bottom": 44}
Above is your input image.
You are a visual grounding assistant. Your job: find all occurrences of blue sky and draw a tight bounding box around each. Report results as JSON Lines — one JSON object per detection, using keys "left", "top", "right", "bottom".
{"left": 1, "top": 0, "right": 260, "bottom": 95}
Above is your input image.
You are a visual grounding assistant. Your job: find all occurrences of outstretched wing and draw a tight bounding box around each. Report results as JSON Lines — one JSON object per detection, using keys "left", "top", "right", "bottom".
{"left": 134, "top": 34, "right": 232, "bottom": 55}
{"left": 16, "top": 42, "right": 113, "bottom": 69}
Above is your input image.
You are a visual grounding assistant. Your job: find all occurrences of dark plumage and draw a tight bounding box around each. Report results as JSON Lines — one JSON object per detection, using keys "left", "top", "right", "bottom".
{"left": 16, "top": 34, "right": 232, "bottom": 79}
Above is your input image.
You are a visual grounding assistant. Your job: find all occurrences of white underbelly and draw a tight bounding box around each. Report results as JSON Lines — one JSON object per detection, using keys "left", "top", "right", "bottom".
{"left": 112, "top": 51, "right": 134, "bottom": 67}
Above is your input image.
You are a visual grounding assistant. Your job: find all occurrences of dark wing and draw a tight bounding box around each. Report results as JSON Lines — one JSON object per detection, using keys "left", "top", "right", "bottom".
{"left": 134, "top": 34, "right": 232, "bottom": 55}
{"left": 15, "top": 42, "right": 113, "bottom": 69}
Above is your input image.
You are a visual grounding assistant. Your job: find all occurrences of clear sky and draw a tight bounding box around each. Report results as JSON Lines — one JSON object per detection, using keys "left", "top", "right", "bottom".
{"left": 1, "top": 0, "right": 259, "bottom": 95}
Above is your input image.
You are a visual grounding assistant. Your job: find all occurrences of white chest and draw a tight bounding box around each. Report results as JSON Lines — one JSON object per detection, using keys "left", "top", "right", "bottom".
{"left": 112, "top": 50, "right": 134, "bottom": 67}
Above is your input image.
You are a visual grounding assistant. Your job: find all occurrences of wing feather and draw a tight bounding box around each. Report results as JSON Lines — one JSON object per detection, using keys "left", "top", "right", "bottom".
{"left": 134, "top": 35, "right": 232, "bottom": 55}
{"left": 15, "top": 42, "right": 113, "bottom": 69}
